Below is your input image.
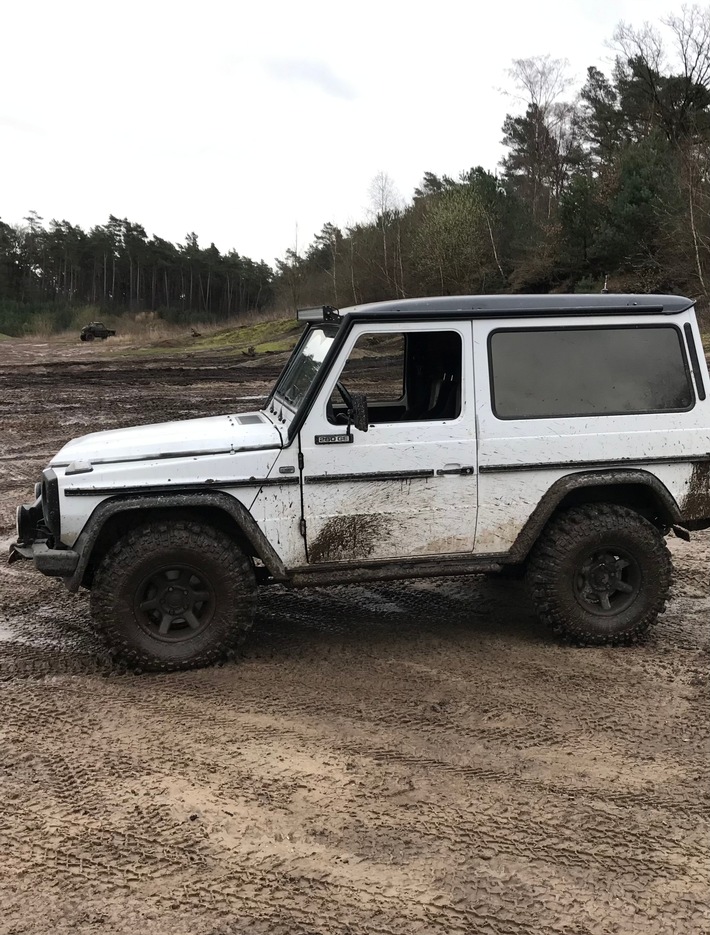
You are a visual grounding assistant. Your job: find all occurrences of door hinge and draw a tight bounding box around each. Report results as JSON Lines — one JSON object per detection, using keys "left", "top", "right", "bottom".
{"left": 298, "top": 451, "right": 304, "bottom": 470}
{"left": 299, "top": 517, "right": 307, "bottom": 537}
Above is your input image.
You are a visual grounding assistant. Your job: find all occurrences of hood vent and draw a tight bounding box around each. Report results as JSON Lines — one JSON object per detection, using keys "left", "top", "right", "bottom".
{"left": 236, "top": 414, "right": 264, "bottom": 425}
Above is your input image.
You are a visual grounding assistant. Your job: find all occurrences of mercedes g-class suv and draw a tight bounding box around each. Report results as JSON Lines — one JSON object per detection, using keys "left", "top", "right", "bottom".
{"left": 11, "top": 294, "right": 710, "bottom": 670}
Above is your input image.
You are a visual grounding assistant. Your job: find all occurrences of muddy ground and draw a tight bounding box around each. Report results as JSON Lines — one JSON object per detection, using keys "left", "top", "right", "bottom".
{"left": 0, "top": 339, "right": 708, "bottom": 935}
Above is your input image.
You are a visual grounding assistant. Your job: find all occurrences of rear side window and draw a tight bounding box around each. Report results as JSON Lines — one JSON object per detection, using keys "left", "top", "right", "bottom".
{"left": 489, "top": 326, "right": 693, "bottom": 419}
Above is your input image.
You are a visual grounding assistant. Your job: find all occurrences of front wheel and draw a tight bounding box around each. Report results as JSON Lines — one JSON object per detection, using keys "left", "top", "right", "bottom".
{"left": 527, "top": 503, "right": 671, "bottom": 644}
{"left": 90, "top": 520, "right": 257, "bottom": 670}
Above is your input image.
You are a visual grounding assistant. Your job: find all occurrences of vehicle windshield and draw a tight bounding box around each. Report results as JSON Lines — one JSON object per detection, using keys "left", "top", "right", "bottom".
{"left": 273, "top": 324, "right": 339, "bottom": 410}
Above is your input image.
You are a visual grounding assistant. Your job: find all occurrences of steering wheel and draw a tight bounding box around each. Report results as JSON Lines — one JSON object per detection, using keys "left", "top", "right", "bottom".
{"left": 328, "top": 380, "right": 354, "bottom": 424}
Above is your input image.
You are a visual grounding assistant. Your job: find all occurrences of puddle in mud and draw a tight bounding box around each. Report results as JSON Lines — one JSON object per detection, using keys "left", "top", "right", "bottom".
{"left": 0, "top": 614, "right": 82, "bottom": 651}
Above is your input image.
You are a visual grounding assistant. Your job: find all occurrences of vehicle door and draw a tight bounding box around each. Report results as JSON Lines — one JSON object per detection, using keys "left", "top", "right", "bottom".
{"left": 298, "top": 321, "right": 477, "bottom": 563}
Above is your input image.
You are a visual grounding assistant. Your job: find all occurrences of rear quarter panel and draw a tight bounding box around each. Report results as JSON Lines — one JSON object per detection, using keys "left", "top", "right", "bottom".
{"left": 472, "top": 312, "right": 710, "bottom": 555}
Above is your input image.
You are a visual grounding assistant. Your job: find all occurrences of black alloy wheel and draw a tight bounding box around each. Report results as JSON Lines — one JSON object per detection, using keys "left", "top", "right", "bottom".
{"left": 134, "top": 564, "right": 216, "bottom": 641}
{"left": 573, "top": 547, "right": 641, "bottom": 615}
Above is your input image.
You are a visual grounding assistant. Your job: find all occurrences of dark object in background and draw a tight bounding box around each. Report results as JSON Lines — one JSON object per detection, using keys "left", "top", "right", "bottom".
{"left": 80, "top": 322, "right": 116, "bottom": 342}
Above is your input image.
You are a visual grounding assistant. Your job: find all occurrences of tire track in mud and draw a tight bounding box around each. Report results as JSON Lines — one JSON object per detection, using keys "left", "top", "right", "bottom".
{"left": 2, "top": 595, "right": 706, "bottom": 799}
{"left": 3, "top": 624, "right": 699, "bottom": 775}
{"left": 312, "top": 798, "right": 710, "bottom": 877}
{"left": 3, "top": 666, "right": 708, "bottom": 848}
{"left": 2, "top": 760, "right": 706, "bottom": 935}
{"left": 2, "top": 669, "right": 708, "bottom": 933}
{"left": 0, "top": 828, "right": 559, "bottom": 935}
{"left": 8, "top": 767, "right": 676, "bottom": 935}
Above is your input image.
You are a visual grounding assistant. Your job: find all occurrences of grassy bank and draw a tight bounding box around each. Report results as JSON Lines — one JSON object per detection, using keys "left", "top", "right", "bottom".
{"left": 190, "top": 317, "right": 302, "bottom": 354}
{"left": 118, "top": 315, "right": 302, "bottom": 358}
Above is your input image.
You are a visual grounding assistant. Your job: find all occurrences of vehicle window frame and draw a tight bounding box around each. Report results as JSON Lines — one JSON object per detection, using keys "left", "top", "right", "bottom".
{"left": 487, "top": 323, "right": 696, "bottom": 421}
{"left": 272, "top": 322, "right": 341, "bottom": 413}
{"left": 327, "top": 327, "right": 464, "bottom": 426}
{"left": 330, "top": 331, "right": 407, "bottom": 413}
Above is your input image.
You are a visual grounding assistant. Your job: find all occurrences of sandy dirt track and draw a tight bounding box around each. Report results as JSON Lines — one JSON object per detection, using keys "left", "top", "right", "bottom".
{"left": 0, "top": 340, "right": 708, "bottom": 934}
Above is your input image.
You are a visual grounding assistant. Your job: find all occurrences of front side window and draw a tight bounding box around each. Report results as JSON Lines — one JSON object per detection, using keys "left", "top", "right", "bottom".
{"left": 274, "top": 324, "right": 339, "bottom": 410}
{"left": 329, "top": 329, "right": 462, "bottom": 425}
{"left": 489, "top": 326, "right": 693, "bottom": 419}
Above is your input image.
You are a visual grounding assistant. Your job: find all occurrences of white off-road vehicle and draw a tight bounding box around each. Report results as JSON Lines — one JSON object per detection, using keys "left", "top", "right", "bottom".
{"left": 11, "top": 294, "right": 710, "bottom": 669}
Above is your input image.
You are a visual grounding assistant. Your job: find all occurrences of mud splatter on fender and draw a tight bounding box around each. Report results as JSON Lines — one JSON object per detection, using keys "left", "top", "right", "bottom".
{"left": 683, "top": 461, "right": 710, "bottom": 520}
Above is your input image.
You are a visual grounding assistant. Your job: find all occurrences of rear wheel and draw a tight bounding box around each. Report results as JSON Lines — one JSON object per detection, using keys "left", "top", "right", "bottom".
{"left": 527, "top": 503, "right": 671, "bottom": 644}
{"left": 90, "top": 519, "right": 257, "bottom": 671}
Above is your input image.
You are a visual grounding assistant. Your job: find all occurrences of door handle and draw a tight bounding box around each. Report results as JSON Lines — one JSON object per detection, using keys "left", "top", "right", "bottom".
{"left": 436, "top": 466, "right": 474, "bottom": 476}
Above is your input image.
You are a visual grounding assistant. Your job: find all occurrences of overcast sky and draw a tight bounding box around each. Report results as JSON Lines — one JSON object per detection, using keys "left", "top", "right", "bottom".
{"left": 0, "top": 0, "right": 679, "bottom": 267}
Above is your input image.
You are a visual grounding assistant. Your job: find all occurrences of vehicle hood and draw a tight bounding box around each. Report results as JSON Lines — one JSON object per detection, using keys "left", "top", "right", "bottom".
{"left": 50, "top": 412, "right": 282, "bottom": 466}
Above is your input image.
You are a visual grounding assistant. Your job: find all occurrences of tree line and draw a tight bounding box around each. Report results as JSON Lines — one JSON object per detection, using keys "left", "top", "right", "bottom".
{"left": 277, "top": 7, "right": 710, "bottom": 311}
{"left": 0, "top": 213, "right": 273, "bottom": 334}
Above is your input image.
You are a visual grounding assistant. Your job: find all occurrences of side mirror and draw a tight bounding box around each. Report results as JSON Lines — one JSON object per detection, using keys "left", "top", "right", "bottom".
{"left": 350, "top": 393, "right": 369, "bottom": 433}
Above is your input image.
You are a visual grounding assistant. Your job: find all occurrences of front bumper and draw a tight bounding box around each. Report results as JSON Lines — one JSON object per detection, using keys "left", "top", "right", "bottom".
{"left": 9, "top": 541, "right": 79, "bottom": 576}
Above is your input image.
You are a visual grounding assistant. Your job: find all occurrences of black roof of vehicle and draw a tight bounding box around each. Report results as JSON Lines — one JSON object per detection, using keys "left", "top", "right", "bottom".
{"left": 298, "top": 294, "right": 694, "bottom": 323}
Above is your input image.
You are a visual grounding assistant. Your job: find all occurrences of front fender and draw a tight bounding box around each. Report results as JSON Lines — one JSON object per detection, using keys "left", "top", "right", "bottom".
{"left": 64, "top": 489, "right": 288, "bottom": 591}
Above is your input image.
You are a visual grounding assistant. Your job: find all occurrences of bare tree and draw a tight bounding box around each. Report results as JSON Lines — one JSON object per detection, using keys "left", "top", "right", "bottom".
{"left": 666, "top": 4, "right": 710, "bottom": 87}
{"left": 669, "top": 7, "right": 710, "bottom": 295}
{"left": 314, "top": 223, "right": 341, "bottom": 305}
{"left": 507, "top": 55, "right": 573, "bottom": 118}
{"left": 611, "top": 20, "right": 665, "bottom": 73}
{"left": 347, "top": 226, "right": 360, "bottom": 304}
{"left": 503, "top": 57, "right": 579, "bottom": 220}
{"left": 368, "top": 170, "right": 401, "bottom": 218}
{"left": 368, "top": 171, "right": 402, "bottom": 292}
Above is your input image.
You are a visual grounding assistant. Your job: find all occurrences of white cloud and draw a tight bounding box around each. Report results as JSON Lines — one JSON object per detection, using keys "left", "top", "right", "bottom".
{"left": 263, "top": 58, "right": 356, "bottom": 100}
{"left": 0, "top": 116, "right": 43, "bottom": 135}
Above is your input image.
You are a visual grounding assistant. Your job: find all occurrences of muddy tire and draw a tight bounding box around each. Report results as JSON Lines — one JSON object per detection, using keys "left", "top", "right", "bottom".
{"left": 84, "top": 331, "right": 94, "bottom": 341}
{"left": 527, "top": 503, "right": 671, "bottom": 645}
{"left": 90, "top": 520, "right": 257, "bottom": 671}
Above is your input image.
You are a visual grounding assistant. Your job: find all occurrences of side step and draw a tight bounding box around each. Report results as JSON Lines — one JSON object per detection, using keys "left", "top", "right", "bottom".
{"left": 282, "top": 557, "right": 504, "bottom": 589}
